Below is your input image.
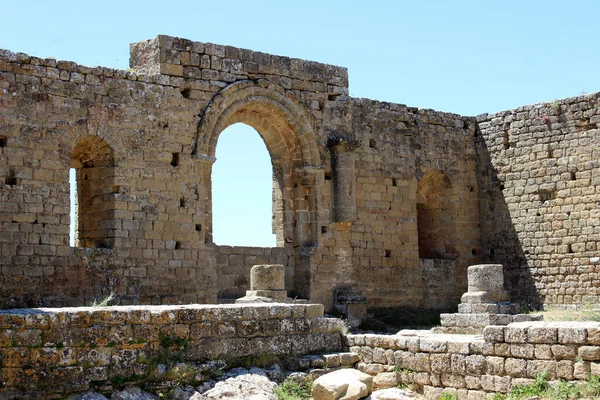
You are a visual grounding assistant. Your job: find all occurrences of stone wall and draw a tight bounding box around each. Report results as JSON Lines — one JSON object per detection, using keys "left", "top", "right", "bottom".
{"left": 348, "top": 321, "right": 600, "bottom": 398}
{"left": 0, "top": 303, "right": 343, "bottom": 398}
{"left": 477, "top": 93, "right": 600, "bottom": 307}
{"left": 313, "top": 99, "right": 480, "bottom": 310}
{"left": 0, "top": 35, "right": 481, "bottom": 311}
{"left": 214, "top": 245, "right": 293, "bottom": 300}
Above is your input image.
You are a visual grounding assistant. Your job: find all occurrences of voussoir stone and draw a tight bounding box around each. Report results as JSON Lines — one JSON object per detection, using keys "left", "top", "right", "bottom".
{"left": 312, "top": 368, "right": 373, "bottom": 400}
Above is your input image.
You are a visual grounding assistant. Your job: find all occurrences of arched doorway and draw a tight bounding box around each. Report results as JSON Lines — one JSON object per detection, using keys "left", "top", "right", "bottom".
{"left": 70, "top": 136, "right": 116, "bottom": 248}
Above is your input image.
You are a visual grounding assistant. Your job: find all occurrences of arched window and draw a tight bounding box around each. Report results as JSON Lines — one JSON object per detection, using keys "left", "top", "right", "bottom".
{"left": 70, "top": 136, "right": 115, "bottom": 248}
{"left": 211, "top": 123, "right": 278, "bottom": 247}
{"left": 417, "top": 170, "right": 456, "bottom": 259}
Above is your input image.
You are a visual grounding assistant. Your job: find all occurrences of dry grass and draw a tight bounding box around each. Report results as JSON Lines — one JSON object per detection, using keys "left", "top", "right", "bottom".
{"left": 535, "top": 306, "right": 600, "bottom": 322}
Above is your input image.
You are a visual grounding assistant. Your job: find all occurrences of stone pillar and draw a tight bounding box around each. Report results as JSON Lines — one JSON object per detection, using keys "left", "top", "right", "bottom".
{"left": 236, "top": 264, "right": 292, "bottom": 303}
{"left": 437, "top": 264, "right": 543, "bottom": 334}
{"left": 327, "top": 135, "right": 360, "bottom": 223}
{"left": 461, "top": 264, "right": 509, "bottom": 304}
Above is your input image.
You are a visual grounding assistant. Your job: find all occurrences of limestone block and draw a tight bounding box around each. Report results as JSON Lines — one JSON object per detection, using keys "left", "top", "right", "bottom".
{"left": 339, "top": 352, "right": 360, "bottom": 366}
{"left": 250, "top": 264, "right": 285, "bottom": 291}
{"left": 577, "top": 345, "right": 600, "bottom": 361}
{"left": 527, "top": 359, "right": 557, "bottom": 379}
{"left": 413, "top": 353, "right": 431, "bottom": 372}
{"left": 450, "top": 354, "right": 466, "bottom": 374}
{"left": 466, "top": 390, "right": 486, "bottom": 400}
{"left": 528, "top": 326, "right": 558, "bottom": 343}
{"left": 494, "top": 343, "right": 510, "bottom": 357}
{"left": 486, "top": 356, "right": 505, "bottom": 375}
{"left": 556, "top": 360, "right": 574, "bottom": 380}
{"left": 430, "top": 353, "right": 450, "bottom": 373}
{"left": 464, "top": 375, "right": 482, "bottom": 390}
{"left": 420, "top": 338, "right": 448, "bottom": 353}
{"left": 574, "top": 361, "right": 590, "bottom": 379}
{"left": 505, "top": 326, "right": 527, "bottom": 343}
{"left": 312, "top": 368, "right": 373, "bottom": 400}
{"left": 461, "top": 291, "right": 509, "bottom": 304}
{"left": 467, "top": 264, "right": 505, "bottom": 293}
{"left": 482, "top": 326, "right": 505, "bottom": 343}
{"left": 587, "top": 328, "right": 600, "bottom": 345}
{"left": 372, "top": 372, "right": 399, "bottom": 390}
{"left": 534, "top": 344, "right": 553, "bottom": 360}
{"left": 465, "top": 355, "right": 486, "bottom": 375}
{"left": 591, "top": 362, "right": 600, "bottom": 376}
{"left": 323, "top": 353, "right": 341, "bottom": 368}
{"left": 547, "top": 344, "right": 575, "bottom": 361}
{"left": 558, "top": 326, "right": 587, "bottom": 344}
{"left": 440, "top": 373, "right": 466, "bottom": 389}
{"left": 510, "top": 344, "right": 535, "bottom": 359}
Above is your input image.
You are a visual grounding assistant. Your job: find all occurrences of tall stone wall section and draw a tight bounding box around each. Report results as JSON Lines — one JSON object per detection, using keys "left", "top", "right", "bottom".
{"left": 477, "top": 94, "right": 600, "bottom": 307}
{"left": 348, "top": 321, "right": 600, "bottom": 398}
{"left": 316, "top": 99, "right": 480, "bottom": 310}
{"left": 0, "top": 35, "right": 480, "bottom": 311}
{"left": 0, "top": 303, "right": 343, "bottom": 398}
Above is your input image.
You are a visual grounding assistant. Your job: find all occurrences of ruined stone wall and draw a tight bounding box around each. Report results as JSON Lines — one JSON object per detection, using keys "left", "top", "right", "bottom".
{"left": 477, "top": 94, "right": 600, "bottom": 307}
{"left": 0, "top": 35, "right": 345, "bottom": 308}
{"left": 0, "top": 303, "right": 343, "bottom": 398}
{"left": 315, "top": 99, "right": 480, "bottom": 310}
{"left": 214, "top": 245, "right": 293, "bottom": 300}
{"left": 0, "top": 35, "right": 482, "bottom": 311}
{"left": 349, "top": 321, "right": 600, "bottom": 398}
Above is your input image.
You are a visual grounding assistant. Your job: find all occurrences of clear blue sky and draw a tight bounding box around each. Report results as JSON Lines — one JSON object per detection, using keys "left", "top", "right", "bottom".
{"left": 3, "top": 1, "right": 599, "bottom": 247}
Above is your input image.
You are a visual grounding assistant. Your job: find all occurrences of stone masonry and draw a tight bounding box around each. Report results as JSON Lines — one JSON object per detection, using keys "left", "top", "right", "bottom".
{"left": 348, "top": 321, "right": 600, "bottom": 398}
{"left": 0, "top": 302, "right": 343, "bottom": 397}
{"left": 439, "top": 264, "right": 542, "bottom": 334}
{"left": 0, "top": 34, "right": 598, "bottom": 312}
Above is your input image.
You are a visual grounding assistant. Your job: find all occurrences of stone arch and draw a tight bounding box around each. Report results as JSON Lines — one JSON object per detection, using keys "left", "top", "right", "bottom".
{"left": 70, "top": 135, "right": 116, "bottom": 248}
{"left": 194, "top": 80, "right": 322, "bottom": 248}
{"left": 416, "top": 170, "right": 457, "bottom": 259}
{"left": 194, "top": 80, "right": 320, "bottom": 166}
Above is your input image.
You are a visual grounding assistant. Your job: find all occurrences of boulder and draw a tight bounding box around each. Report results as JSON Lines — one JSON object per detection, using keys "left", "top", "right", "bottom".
{"left": 199, "top": 372, "right": 277, "bottom": 399}
{"left": 312, "top": 368, "right": 373, "bottom": 400}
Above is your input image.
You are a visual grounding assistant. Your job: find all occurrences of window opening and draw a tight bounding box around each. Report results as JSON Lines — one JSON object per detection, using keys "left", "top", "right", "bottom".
{"left": 69, "top": 168, "right": 77, "bottom": 247}
{"left": 212, "top": 123, "right": 277, "bottom": 247}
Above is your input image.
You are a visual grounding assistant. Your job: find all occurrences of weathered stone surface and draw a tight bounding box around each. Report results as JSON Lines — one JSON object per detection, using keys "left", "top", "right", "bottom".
{"left": 372, "top": 372, "right": 399, "bottom": 389}
{"left": 312, "top": 368, "right": 373, "bottom": 400}
{"left": 467, "top": 265, "right": 505, "bottom": 293}
{"left": 199, "top": 372, "right": 277, "bottom": 400}
{"left": 68, "top": 392, "right": 109, "bottom": 400}
{"left": 365, "top": 387, "right": 415, "bottom": 400}
{"left": 111, "top": 387, "right": 158, "bottom": 400}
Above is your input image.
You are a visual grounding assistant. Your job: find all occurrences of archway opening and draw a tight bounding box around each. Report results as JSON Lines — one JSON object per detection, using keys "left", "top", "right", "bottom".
{"left": 211, "top": 123, "right": 278, "bottom": 247}
{"left": 417, "top": 170, "right": 456, "bottom": 259}
{"left": 70, "top": 136, "right": 115, "bottom": 248}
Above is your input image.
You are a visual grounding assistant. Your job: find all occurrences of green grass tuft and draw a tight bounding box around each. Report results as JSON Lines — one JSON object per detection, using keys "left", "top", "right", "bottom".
{"left": 274, "top": 374, "right": 314, "bottom": 400}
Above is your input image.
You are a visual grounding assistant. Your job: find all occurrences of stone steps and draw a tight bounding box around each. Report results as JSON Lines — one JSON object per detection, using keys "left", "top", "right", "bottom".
{"left": 437, "top": 312, "right": 543, "bottom": 334}
{"left": 284, "top": 351, "right": 360, "bottom": 372}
